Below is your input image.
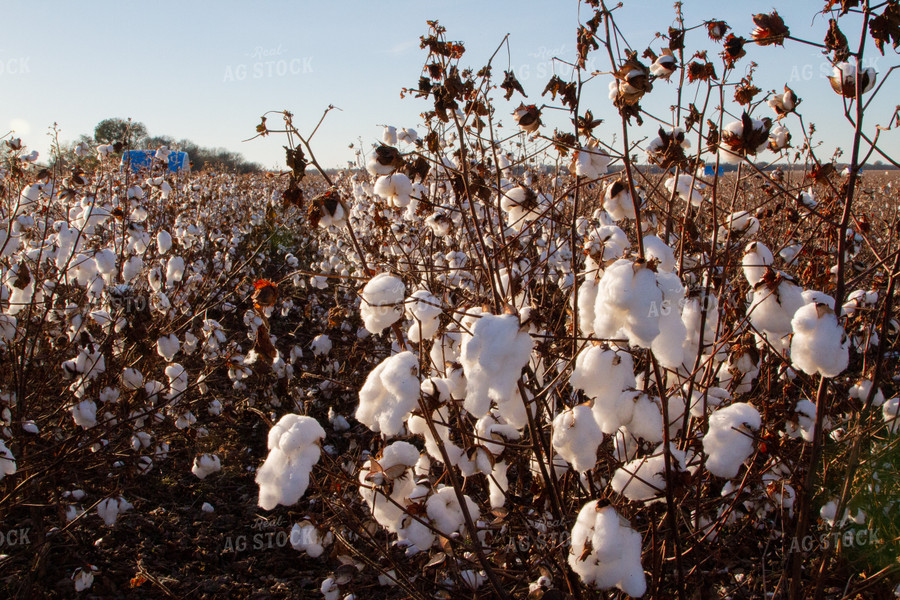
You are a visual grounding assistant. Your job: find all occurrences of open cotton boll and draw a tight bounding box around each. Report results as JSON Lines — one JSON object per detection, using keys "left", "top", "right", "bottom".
{"left": 0, "top": 440, "right": 16, "bottom": 480}
{"left": 359, "top": 441, "right": 421, "bottom": 527}
{"left": 157, "top": 230, "right": 173, "bottom": 254}
{"left": 460, "top": 313, "right": 534, "bottom": 420}
{"left": 571, "top": 345, "right": 635, "bottom": 403}
{"left": 191, "top": 454, "right": 221, "bottom": 479}
{"left": 742, "top": 242, "right": 773, "bottom": 286}
{"left": 642, "top": 236, "right": 675, "bottom": 272}
{"left": 397, "top": 127, "right": 418, "bottom": 144}
{"left": 664, "top": 174, "right": 703, "bottom": 207}
{"left": 603, "top": 180, "right": 636, "bottom": 221}
{"left": 71, "top": 399, "right": 97, "bottom": 428}
{"left": 788, "top": 399, "right": 817, "bottom": 442}
{"left": 382, "top": 126, "right": 398, "bottom": 146}
{"left": 72, "top": 566, "right": 96, "bottom": 592}
{"left": 356, "top": 351, "right": 419, "bottom": 436}
{"left": 575, "top": 142, "right": 612, "bottom": 180}
{"left": 650, "top": 272, "right": 687, "bottom": 369}
{"left": 790, "top": 303, "right": 849, "bottom": 378}
{"left": 405, "top": 289, "right": 442, "bottom": 343}
{"left": 577, "top": 279, "right": 599, "bottom": 336}
{"left": 552, "top": 403, "right": 603, "bottom": 472}
{"left": 311, "top": 334, "right": 332, "bottom": 356}
{"left": 156, "top": 334, "right": 180, "bottom": 362}
{"left": 256, "top": 414, "right": 325, "bottom": 510}
{"left": 360, "top": 273, "right": 405, "bottom": 334}
{"left": 612, "top": 444, "right": 687, "bottom": 502}
{"left": 426, "top": 486, "right": 480, "bottom": 538}
{"left": 718, "top": 211, "right": 760, "bottom": 241}
{"left": 501, "top": 186, "right": 541, "bottom": 230}
{"left": 703, "top": 403, "right": 761, "bottom": 478}
{"left": 374, "top": 173, "right": 413, "bottom": 207}
{"left": 883, "top": 397, "right": 899, "bottom": 434}
{"left": 97, "top": 496, "right": 132, "bottom": 526}
{"left": 749, "top": 272, "right": 805, "bottom": 342}
{"left": 290, "top": 521, "right": 332, "bottom": 558}
{"left": 408, "top": 405, "right": 471, "bottom": 474}
{"left": 569, "top": 501, "right": 646, "bottom": 597}
{"left": 166, "top": 256, "right": 185, "bottom": 288}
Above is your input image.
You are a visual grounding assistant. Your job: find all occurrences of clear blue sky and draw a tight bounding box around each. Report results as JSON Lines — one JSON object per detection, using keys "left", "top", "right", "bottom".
{"left": 2, "top": 1, "right": 897, "bottom": 170}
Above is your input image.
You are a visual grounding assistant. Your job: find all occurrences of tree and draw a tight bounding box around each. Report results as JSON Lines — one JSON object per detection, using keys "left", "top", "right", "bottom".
{"left": 93, "top": 118, "right": 148, "bottom": 147}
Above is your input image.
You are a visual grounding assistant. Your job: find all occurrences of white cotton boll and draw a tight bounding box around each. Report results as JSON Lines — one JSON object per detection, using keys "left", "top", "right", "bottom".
{"left": 360, "top": 273, "right": 405, "bottom": 334}
{"left": 883, "top": 397, "right": 899, "bottom": 434}
{"left": 121, "top": 368, "right": 144, "bottom": 390}
{"left": 703, "top": 403, "right": 761, "bottom": 478}
{"left": 792, "top": 399, "right": 817, "bottom": 442}
{"left": 612, "top": 444, "right": 687, "bottom": 501}
{"left": 122, "top": 255, "right": 143, "bottom": 283}
{"left": 290, "top": 522, "right": 332, "bottom": 557}
{"left": 575, "top": 143, "right": 612, "bottom": 180}
{"left": 569, "top": 501, "right": 646, "bottom": 597}
{"left": 311, "top": 334, "right": 332, "bottom": 356}
{"left": 397, "top": 128, "right": 418, "bottom": 144}
{"left": 577, "top": 278, "right": 598, "bottom": 336}
{"left": 790, "top": 303, "right": 849, "bottom": 378}
{"left": 743, "top": 242, "right": 773, "bottom": 286}
{"left": 356, "top": 351, "right": 419, "bottom": 436}
{"left": 749, "top": 273, "right": 805, "bottom": 341}
{"left": 93, "top": 248, "right": 117, "bottom": 276}
{"left": 664, "top": 174, "right": 703, "bottom": 207}
{"left": 166, "top": 256, "right": 185, "bottom": 287}
{"left": 72, "top": 566, "right": 96, "bottom": 592}
{"left": 157, "top": 230, "right": 173, "bottom": 254}
{"left": 650, "top": 272, "right": 687, "bottom": 369}
{"left": 96, "top": 496, "right": 132, "bottom": 526}
{"left": 626, "top": 394, "right": 664, "bottom": 443}
{"left": 405, "top": 290, "right": 442, "bottom": 342}
{"left": 256, "top": 414, "right": 325, "bottom": 510}
{"left": 373, "top": 173, "right": 413, "bottom": 207}
{"left": 571, "top": 345, "right": 635, "bottom": 404}
{"left": 604, "top": 180, "right": 636, "bottom": 221}
{"left": 501, "top": 186, "right": 540, "bottom": 230}
{"left": 552, "top": 403, "right": 603, "bottom": 472}
{"left": 0, "top": 440, "right": 16, "bottom": 480}
{"left": 157, "top": 334, "right": 180, "bottom": 362}
{"left": 643, "top": 236, "right": 675, "bottom": 272}
{"left": 191, "top": 454, "right": 221, "bottom": 479}
{"left": 460, "top": 313, "right": 534, "bottom": 420}
{"left": 382, "top": 126, "right": 398, "bottom": 146}
{"left": 461, "top": 570, "right": 486, "bottom": 591}
{"left": 201, "top": 502, "right": 214, "bottom": 513}
{"left": 71, "top": 399, "right": 97, "bottom": 429}
{"left": 426, "top": 486, "right": 479, "bottom": 538}
{"left": 409, "top": 406, "right": 470, "bottom": 474}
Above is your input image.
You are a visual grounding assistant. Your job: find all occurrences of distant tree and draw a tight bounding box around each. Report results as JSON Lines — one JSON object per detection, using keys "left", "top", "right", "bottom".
{"left": 93, "top": 118, "right": 148, "bottom": 147}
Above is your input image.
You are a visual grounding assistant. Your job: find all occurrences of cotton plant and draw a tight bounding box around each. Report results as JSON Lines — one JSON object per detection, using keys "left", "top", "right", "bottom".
{"left": 256, "top": 414, "right": 326, "bottom": 510}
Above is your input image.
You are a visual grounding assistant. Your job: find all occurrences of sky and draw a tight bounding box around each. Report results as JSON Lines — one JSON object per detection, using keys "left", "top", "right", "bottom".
{"left": 2, "top": 1, "right": 897, "bottom": 170}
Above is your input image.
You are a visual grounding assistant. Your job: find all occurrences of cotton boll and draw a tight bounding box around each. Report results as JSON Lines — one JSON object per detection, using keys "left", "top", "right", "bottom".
{"left": 664, "top": 174, "right": 703, "bottom": 207}
{"left": 577, "top": 278, "right": 598, "bottom": 336}
{"left": 360, "top": 273, "right": 405, "bottom": 334}
{"left": 742, "top": 242, "right": 773, "bottom": 286}
{"left": 575, "top": 142, "right": 612, "bottom": 180}
{"left": 96, "top": 496, "right": 132, "bottom": 526}
{"left": 290, "top": 521, "right": 332, "bottom": 558}
{"left": 604, "top": 180, "right": 636, "bottom": 221}
{"left": 552, "top": 403, "right": 603, "bottom": 472}
{"left": 703, "top": 403, "right": 761, "bottom": 478}
{"left": 748, "top": 271, "right": 804, "bottom": 342}
{"left": 405, "top": 289, "right": 442, "bottom": 342}
{"left": 625, "top": 394, "right": 664, "bottom": 443}
{"left": 356, "top": 351, "right": 419, "bottom": 436}
{"left": 122, "top": 255, "right": 143, "bottom": 283}
{"left": 570, "top": 345, "right": 635, "bottom": 404}
{"left": 425, "top": 486, "right": 479, "bottom": 538}
{"left": 0, "top": 440, "right": 16, "bottom": 480}
{"left": 568, "top": 501, "right": 646, "bottom": 597}
{"left": 612, "top": 444, "right": 687, "bottom": 502}
{"left": 191, "top": 454, "right": 222, "bottom": 479}
{"left": 71, "top": 399, "right": 97, "bottom": 429}
{"left": 501, "top": 186, "right": 540, "bottom": 230}
{"left": 643, "top": 236, "right": 675, "bottom": 272}
{"left": 311, "top": 334, "right": 332, "bottom": 356}
{"left": 157, "top": 230, "right": 173, "bottom": 254}
{"left": 157, "top": 334, "right": 180, "bottom": 362}
{"left": 789, "top": 399, "right": 817, "bottom": 442}
{"left": 256, "top": 414, "right": 326, "bottom": 510}
{"left": 72, "top": 566, "right": 97, "bottom": 592}
{"left": 790, "top": 303, "right": 849, "bottom": 378}
{"left": 374, "top": 173, "right": 413, "bottom": 207}
{"left": 883, "top": 397, "right": 899, "bottom": 434}
{"left": 121, "top": 368, "right": 144, "bottom": 390}
{"left": 460, "top": 313, "right": 534, "bottom": 420}
{"left": 166, "top": 256, "right": 185, "bottom": 287}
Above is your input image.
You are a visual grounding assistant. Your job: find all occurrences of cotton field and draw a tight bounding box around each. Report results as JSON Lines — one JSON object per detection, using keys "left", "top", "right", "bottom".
{"left": 1, "top": 2, "right": 900, "bottom": 599}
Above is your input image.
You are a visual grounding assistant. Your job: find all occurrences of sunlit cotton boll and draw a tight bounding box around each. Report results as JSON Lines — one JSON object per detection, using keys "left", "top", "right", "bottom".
{"left": 790, "top": 303, "right": 849, "bottom": 378}
{"left": 703, "top": 403, "right": 761, "bottom": 478}
{"left": 256, "top": 414, "right": 325, "bottom": 510}
{"left": 374, "top": 173, "right": 413, "bottom": 207}
{"left": 96, "top": 496, "right": 132, "bottom": 526}
{"left": 360, "top": 273, "right": 405, "bottom": 334}
{"left": 551, "top": 403, "right": 603, "bottom": 473}
{"left": 356, "top": 351, "right": 419, "bottom": 436}
{"left": 664, "top": 174, "right": 703, "bottom": 207}
{"left": 575, "top": 142, "right": 612, "bottom": 180}
{"left": 191, "top": 454, "right": 222, "bottom": 479}
{"left": 569, "top": 501, "right": 646, "bottom": 597}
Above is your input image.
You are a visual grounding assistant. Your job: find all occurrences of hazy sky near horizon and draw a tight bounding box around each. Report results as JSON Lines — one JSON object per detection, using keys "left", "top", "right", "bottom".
{"left": 2, "top": 1, "right": 897, "bottom": 170}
